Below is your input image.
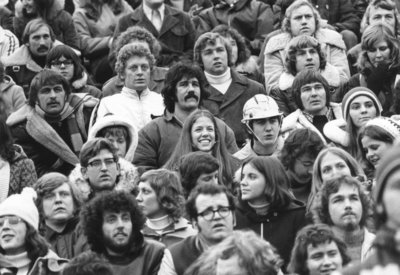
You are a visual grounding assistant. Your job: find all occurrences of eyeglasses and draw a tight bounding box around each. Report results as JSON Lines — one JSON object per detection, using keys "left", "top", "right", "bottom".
{"left": 50, "top": 60, "right": 74, "bottom": 68}
{"left": 87, "top": 158, "right": 117, "bottom": 169}
{"left": 197, "top": 206, "right": 231, "bottom": 221}
{"left": 0, "top": 216, "right": 23, "bottom": 227}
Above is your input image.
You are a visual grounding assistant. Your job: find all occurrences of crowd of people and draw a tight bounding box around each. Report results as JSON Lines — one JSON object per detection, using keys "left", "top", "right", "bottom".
{"left": 0, "top": 0, "right": 400, "bottom": 274}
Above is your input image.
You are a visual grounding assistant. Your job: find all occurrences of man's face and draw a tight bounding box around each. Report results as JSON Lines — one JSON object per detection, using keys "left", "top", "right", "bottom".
{"left": 22, "top": 0, "right": 36, "bottom": 14}
{"left": 42, "top": 183, "right": 75, "bottom": 225}
{"left": 369, "top": 6, "right": 396, "bottom": 32}
{"left": 328, "top": 183, "right": 362, "bottom": 231}
{"left": 295, "top": 47, "right": 321, "bottom": 72}
{"left": 175, "top": 77, "right": 201, "bottom": 112}
{"left": 201, "top": 38, "right": 229, "bottom": 76}
{"left": 122, "top": 56, "right": 151, "bottom": 92}
{"left": 28, "top": 26, "right": 53, "bottom": 57}
{"left": 251, "top": 117, "right": 281, "bottom": 147}
{"left": 102, "top": 211, "right": 133, "bottom": 255}
{"left": 194, "top": 193, "right": 234, "bottom": 245}
{"left": 290, "top": 5, "right": 316, "bottom": 36}
{"left": 36, "top": 84, "right": 67, "bottom": 115}
{"left": 82, "top": 149, "right": 120, "bottom": 193}
{"left": 300, "top": 82, "right": 327, "bottom": 115}
{"left": 196, "top": 170, "right": 219, "bottom": 185}
{"left": 306, "top": 241, "right": 343, "bottom": 275}
{"left": 382, "top": 169, "right": 400, "bottom": 230}
{"left": 291, "top": 153, "right": 315, "bottom": 184}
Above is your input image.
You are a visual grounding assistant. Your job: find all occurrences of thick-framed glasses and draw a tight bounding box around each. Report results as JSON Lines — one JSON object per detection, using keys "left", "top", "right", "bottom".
{"left": 87, "top": 158, "right": 117, "bottom": 169}
{"left": 0, "top": 216, "right": 23, "bottom": 227}
{"left": 197, "top": 206, "right": 231, "bottom": 221}
{"left": 50, "top": 60, "right": 74, "bottom": 68}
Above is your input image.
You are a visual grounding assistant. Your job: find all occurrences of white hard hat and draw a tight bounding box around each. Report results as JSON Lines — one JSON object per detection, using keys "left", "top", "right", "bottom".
{"left": 241, "top": 94, "right": 282, "bottom": 123}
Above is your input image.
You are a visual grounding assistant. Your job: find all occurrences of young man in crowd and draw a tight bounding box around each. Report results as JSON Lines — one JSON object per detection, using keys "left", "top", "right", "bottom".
{"left": 133, "top": 62, "right": 237, "bottom": 171}
{"left": 158, "top": 183, "right": 236, "bottom": 275}
{"left": 81, "top": 190, "right": 165, "bottom": 274}
{"left": 312, "top": 175, "right": 375, "bottom": 263}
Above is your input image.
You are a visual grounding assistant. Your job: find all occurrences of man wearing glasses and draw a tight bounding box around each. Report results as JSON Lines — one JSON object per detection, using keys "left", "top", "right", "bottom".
{"left": 158, "top": 183, "right": 235, "bottom": 275}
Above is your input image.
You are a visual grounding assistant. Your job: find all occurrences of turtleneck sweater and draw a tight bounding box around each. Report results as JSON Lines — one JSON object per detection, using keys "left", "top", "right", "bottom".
{"left": 248, "top": 201, "right": 270, "bottom": 216}
{"left": 205, "top": 69, "right": 232, "bottom": 95}
{"left": 147, "top": 215, "right": 173, "bottom": 234}
{"left": 3, "top": 252, "right": 31, "bottom": 275}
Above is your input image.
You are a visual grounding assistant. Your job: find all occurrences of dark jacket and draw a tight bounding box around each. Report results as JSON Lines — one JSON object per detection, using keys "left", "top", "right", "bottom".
{"left": 9, "top": 144, "right": 37, "bottom": 195}
{"left": 165, "top": 0, "right": 212, "bottom": 14}
{"left": 202, "top": 69, "right": 266, "bottom": 147}
{"left": 133, "top": 110, "right": 239, "bottom": 171}
{"left": 235, "top": 199, "right": 306, "bottom": 268}
{"left": 168, "top": 235, "right": 202, "bottom": 275}
{"left": 0, "top": 6, "right": 13, "bottom": 32}
{"left": 112, "top": 5, "right": 196, "bottom": 67}
{"left": 195, "top": 0, "right": 275, "bottom": 55}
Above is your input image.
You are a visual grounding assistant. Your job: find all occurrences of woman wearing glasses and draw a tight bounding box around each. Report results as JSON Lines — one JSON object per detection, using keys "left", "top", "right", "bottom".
{"left": 235, "top": 156, "right": 306, "bottom": 270}
{"left": 136, "top": 169, "right": 196, "bottom": 247}
{"left": 0, "top": 188, "right": 68, "bottom": 274}
{"left": 46, "top": 45, "right": 101, "bottom": 98}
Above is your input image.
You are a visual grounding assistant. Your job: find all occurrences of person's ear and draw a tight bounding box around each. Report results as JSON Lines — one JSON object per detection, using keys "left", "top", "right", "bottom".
{"left": 192, "top": 218, "right": 199, "bottom": 230}
{"left": 116, "top": 162, "right": 121, "bottom": 175}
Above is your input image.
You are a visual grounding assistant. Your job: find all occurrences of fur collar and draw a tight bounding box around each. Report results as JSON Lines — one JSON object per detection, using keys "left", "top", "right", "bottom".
{"left": 71, "top": 72, "right": 88, "bottom": 90}
{"left": 265, "top": 28, "right": 346, "bottom": 55}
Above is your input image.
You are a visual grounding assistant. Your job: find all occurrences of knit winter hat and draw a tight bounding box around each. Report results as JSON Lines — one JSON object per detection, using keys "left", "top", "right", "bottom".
{"left": 365, "top": 117, "right": 400, "bottom": 140}
{"left": 0, "top": 188, "right": 39, "bottom": 230}
{"left": 341, "top": 87, "right": 382, "bottom": 121}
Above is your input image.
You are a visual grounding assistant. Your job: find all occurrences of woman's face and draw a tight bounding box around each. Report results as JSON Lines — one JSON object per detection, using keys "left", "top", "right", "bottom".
{"left": 348, "top": 96, "right": 378, "bottom": 129}
{"left": 0, "top": 216, "right": 27, "bottom": 255}
{"left": 367, "top": 40, "right": 391, "bottom": 67}
{"left": 361, "top": 135, "right": 392, "bottom": 168}
{"left": 240, "top": 163, "right": 267, "bottom": 204}
{"left": 320, "top": 152, "right": 352, "bottom": 183}
{"left": 136, "top": 181, "right": 163, "bottom": 219}
{"left": 191, "top": 116, "right": 216, "bottom": 153}
{"left": 50, "top": 55, "right": 75, "bottom": 82}
{"left": 307, "top": 241, "right": 343, "bottom": 275}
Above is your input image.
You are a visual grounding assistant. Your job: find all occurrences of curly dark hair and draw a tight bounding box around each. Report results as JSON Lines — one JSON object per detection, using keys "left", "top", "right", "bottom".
{"left": 139, "top": 169, "right": 185, "bottom": 222}
{"left": 81, "top": 191, "right": 146, "bottom": 255}
{"left": 161, "top": 62, "right": 209, "bottom": 113}
{"left": 288, "top": 224, "right": 351, "bottom": 275}
{"left": 62, "top": 251, "right": 113, "bottom": 275}
{"left": 311, "top": 175, "right": 373, "bottom": 228}
{"left": 280, "top": 129, "right": 325, "bottom": 170}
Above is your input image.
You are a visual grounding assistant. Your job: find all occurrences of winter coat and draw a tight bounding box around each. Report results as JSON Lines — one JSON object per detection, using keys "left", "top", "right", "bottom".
{"left": 281, "top": 102, "right": 342, "bottom": 144}
{"left": 195, "top": 0, "right": 275, "bottom": 54}
{"left": 271, "top": 63, "right": 343, "bottom": 116}
{"left": 133, "top": 110, "right": 238, "bottom": 171}
{"left": 263, "top": 28, "right": 349, "bottom": 92}
{"left": 235, "top": 199, "right": 307, "bottom": 268}
{"left": 8, "top": 144, "right": 37, "bottom": 196}
{"left": 0, "top": 26, "right": 18, "bottom": 57}
{"left": 13, "top": 0, "right": 80, "bottom": 50}
{"left": 202, "top": 69, "right": 266, "bottom": 148}
{"left": 0, "top": 6, "right": 13, "bottom": 32}
{"left": 143, "top": 218, "right": 197, "bottom": 248}
{"left": 112, "top": 5, "right": 196, "bottom": 67}
{"left": 0, "top": 75, "right": 25, "bottom": 118}
{"left": 102, "top": 66, "right": 168, "bottom": 96}
{"left": 71, "top": 72, "right": 102, "bottom": 99}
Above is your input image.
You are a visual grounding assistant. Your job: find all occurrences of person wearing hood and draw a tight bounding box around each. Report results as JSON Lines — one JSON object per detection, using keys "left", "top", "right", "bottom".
{"left": 46, "top": 45, "right": 101, "bottom": 99}
{"left": 0, "top": 119, "right": 37, "bottom": 202}
{"left": 69, "top": 114, "right": 139, "bottom": 200}
{"left": 236, "top": 156, "right": 306, "bottom": 270}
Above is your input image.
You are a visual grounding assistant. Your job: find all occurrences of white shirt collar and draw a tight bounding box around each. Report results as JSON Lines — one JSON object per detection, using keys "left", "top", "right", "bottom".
{"left": 143, "top": 3, "right": 165, "bottom": 22}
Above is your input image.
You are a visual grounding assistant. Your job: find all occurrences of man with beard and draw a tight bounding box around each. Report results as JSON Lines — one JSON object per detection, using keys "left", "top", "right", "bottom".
{"left": 133, "top": 62, "right": 238, "bottom": 171}
{"left": 6, "top": 69, "right": 98, "bottom": 176}
{"left": 81, "top": 190, "right": 165, "bottom": 275}
{"left": 312, "top": 175, "right": 375, "bottom": 263}
{"left": 1, "top": 19, "right": 58, "bottom": 96}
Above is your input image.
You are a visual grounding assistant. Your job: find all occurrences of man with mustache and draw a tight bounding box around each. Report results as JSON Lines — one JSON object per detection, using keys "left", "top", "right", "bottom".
{"left": 194, "top": 32, "right": 266, "bottom": 148}
{"left": 133, "top": 62, "right": 238, "bottom": 171}
{"left": 93, "top": 43, "right": 164, "bottom": 131}
{"left": 311, "top": 175, "right": 375, "bottom": 264}
{"left": 6, "top": 69, "right": 98, "bottom": 177}
{"left": 81, "top": 190, "right": 165, "bottom": 275}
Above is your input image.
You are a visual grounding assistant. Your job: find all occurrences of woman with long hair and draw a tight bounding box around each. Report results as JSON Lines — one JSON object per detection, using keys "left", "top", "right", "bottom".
{"left": 46, "top": 45, "right": 101, "bottom": 98}
{"left": 164, "top": 110, "right": 238, "bottom": 191}
{"left": 136, "top": 169, "right": 196, "bottom": 247}
{"left": 0, "top": 119, "right": 37, "bottom": 202}
{"left": 323, "top": 87, "right": 382, "bottom": 160}
{"left": 235, "top": 156, "right": 306, "bottom": 269}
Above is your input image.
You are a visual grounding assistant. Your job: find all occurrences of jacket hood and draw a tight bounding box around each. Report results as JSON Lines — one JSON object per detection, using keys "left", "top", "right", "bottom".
{"left": 0, "top": 75, "right": 17, "bottom": 94}
{"left": 88, "top": 114, "right": 138, "bottom": 162}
